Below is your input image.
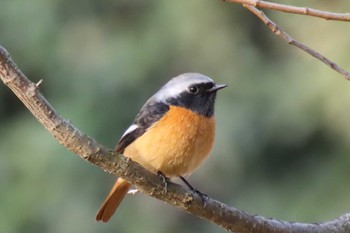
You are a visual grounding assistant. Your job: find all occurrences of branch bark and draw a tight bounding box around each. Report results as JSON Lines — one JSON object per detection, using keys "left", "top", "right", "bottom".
{"left": 1, "top": 46, "right": 350, "bottom": 232}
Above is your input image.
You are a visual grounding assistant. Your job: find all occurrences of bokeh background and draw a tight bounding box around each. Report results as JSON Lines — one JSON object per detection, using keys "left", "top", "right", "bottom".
{"left": 1, "top": 1, "right": 350, "bottom": 233}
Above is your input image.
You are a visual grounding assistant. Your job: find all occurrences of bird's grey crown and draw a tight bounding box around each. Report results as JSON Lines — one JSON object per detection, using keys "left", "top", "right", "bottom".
{"left": 153, "top": 73, "right": 214, "bottom": 102}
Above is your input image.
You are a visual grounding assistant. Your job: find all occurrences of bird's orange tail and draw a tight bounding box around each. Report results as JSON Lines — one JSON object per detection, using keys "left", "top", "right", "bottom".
{"left": 96, "top": 178, "right": 131, "bottom": 222}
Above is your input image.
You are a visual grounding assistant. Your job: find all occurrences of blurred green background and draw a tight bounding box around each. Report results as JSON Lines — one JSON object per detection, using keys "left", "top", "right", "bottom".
{"left": 1, "top": 1, "right": 350, "bottom": 233}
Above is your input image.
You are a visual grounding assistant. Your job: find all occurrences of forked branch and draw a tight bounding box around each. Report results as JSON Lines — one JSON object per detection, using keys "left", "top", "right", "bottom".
{"left": 243, "top": 5, "right": 350, "bottom": 80}
{"left": 225, "top": 1, "right": 350, "bottom": 80}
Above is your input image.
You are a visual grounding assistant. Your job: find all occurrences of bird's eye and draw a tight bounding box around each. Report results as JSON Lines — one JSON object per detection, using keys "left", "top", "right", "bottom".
{"left": 188, "top": 86, "right": 199, "bottom": 94}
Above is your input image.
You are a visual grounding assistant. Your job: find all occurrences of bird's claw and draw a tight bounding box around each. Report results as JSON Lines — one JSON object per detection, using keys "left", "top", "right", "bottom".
{"left": 157, "top": 171, "right": 170, "bottom": 194}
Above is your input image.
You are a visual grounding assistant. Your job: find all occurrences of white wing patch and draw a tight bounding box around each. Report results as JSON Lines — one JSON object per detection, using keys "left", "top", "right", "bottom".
{"left": 121, "top": 124, "right": 138, "bottom": 138}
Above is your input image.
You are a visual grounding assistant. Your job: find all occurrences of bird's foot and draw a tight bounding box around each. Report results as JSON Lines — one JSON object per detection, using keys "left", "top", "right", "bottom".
{"left": 157, "top": 171, "right": 170, "bottom": 194}
{"left": 179, "top": 176, "right": 208, "bottom": 207}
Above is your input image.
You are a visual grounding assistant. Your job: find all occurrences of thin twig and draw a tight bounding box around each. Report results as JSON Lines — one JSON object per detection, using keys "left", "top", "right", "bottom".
{"left": 1, "top": 45, "right": 350, "bottom": 233}
{"left": 242, "top": 4, "right": 350, "bottom": 80}
{"left": 225, "top": 0, "right": 350, "bottom": 21}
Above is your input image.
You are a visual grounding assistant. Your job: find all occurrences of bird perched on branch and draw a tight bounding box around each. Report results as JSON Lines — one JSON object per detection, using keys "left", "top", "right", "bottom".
{"left": 96, "top": 73, "right": 226, "bottom": 222}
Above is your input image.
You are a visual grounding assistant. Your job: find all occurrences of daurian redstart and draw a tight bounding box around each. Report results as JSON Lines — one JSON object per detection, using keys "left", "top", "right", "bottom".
{"left": 96, "top": 73, "right": 226, "bottom": 222}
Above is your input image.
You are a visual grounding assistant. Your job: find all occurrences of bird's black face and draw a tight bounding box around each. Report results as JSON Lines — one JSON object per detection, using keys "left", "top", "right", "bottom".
{"left": 166, "top": 82, "right": 225, "bottom": 117}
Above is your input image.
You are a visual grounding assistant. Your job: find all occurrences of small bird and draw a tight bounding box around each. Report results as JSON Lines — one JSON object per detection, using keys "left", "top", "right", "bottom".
{"left": 96, "top": 73, "right": 226, "bottom": 222}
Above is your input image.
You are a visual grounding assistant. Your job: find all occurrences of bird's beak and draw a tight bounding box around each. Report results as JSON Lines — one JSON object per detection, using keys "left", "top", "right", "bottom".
{"left": 207, "top": 83, "right": 227, "bottom": 92}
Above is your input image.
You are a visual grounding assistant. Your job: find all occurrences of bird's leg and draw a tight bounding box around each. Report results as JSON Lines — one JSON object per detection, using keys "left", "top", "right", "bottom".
{"left": 157, "top": 171, "right": 170, "bottom": 194}
{"left": 179, "top": 176, "right": 208, "bottom": 206}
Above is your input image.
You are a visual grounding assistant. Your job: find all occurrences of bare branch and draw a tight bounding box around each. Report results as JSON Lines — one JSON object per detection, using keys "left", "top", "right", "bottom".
{"left": 225, "top": 0, "right": 350, "bottom": 21}
{"left": 240, "top": 4, "right": 350, "bottom": 80}
{"left": 1, "top": 46, "right": 350, "bottom": 232}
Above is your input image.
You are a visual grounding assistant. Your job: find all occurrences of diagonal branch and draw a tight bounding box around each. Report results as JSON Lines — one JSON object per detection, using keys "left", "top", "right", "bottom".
{"left": 225, "top": 0, "right": 350, "bottom": 21}
{"left": 1, "top": 45, "right": 350, "bottom": 233}
{"left": 241, "top": 4, "right": 350, "bottom": 80}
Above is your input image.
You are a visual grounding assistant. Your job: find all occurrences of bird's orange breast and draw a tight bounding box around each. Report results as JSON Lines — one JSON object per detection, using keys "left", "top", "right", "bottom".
{"left": 124, "top": 106, "right": 216, "bottom": 177}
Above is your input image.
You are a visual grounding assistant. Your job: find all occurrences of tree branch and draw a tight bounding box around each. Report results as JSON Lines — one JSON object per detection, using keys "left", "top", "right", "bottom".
{"left": 1, "top": 46, "right": 350, "bottom": 232}
{"left": 225, "top": 0, "right": 350, "bottom": 22}
{"left": 241, "top": 4, "right": 350, "bottom": 81}
{"left": 224, "top": 0, "right": 350, "bottom": 80}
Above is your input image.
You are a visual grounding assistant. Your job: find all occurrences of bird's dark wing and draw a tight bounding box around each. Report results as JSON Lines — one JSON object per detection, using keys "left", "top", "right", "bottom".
{"left": 115, "top": 101, "right": 169, "bottom": 153}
